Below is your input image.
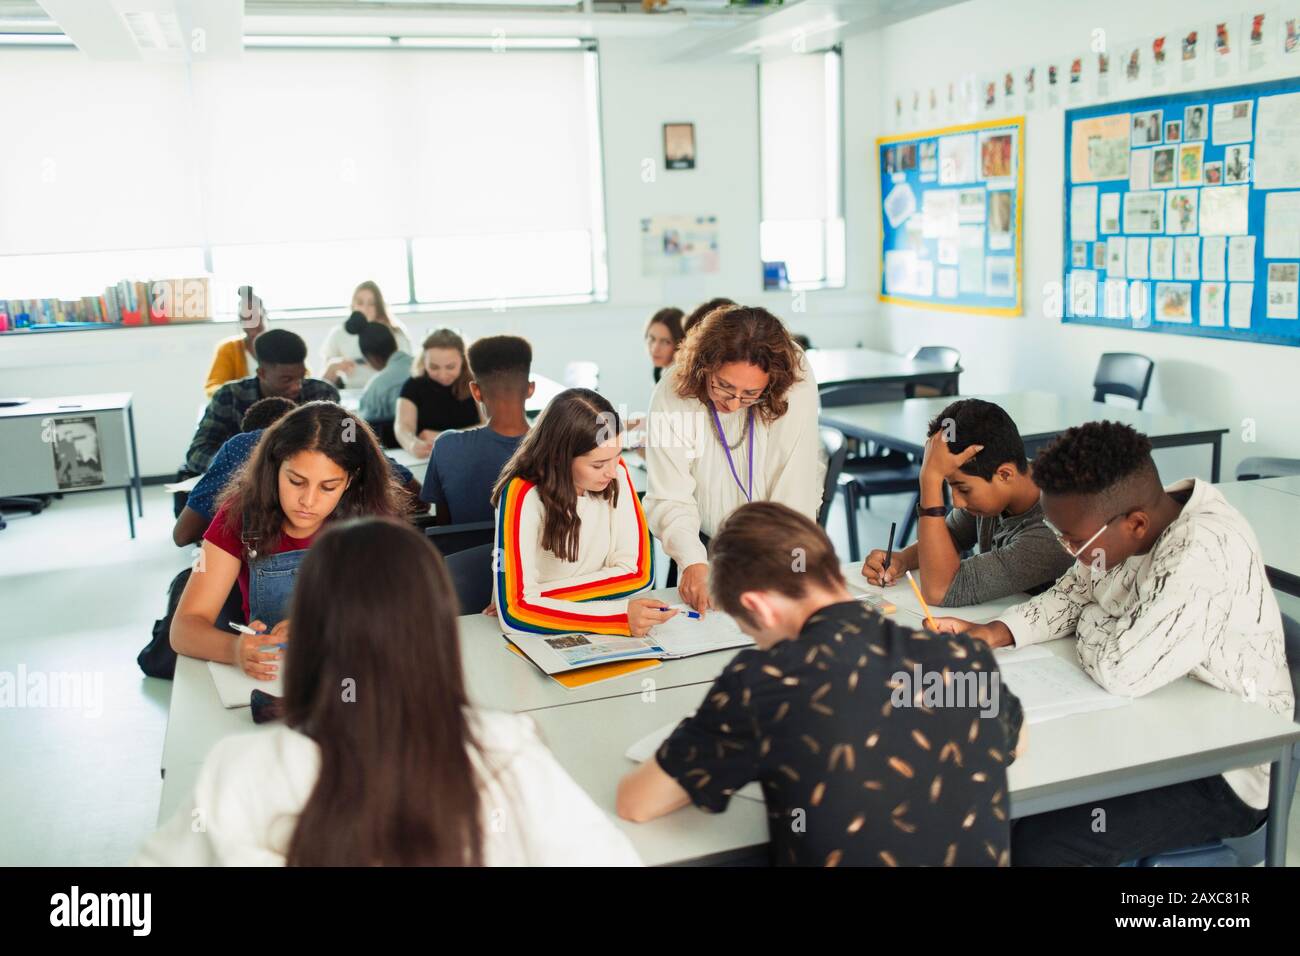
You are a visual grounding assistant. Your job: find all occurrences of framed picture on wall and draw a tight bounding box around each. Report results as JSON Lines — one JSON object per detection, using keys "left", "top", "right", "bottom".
{"left": 663, "top": 122, "right": 696, "bottom": 170}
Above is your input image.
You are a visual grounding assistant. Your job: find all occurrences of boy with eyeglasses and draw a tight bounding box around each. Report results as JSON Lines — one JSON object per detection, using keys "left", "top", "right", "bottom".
{"left": 933, "top": 420, "right": 1292, "bottom": 866}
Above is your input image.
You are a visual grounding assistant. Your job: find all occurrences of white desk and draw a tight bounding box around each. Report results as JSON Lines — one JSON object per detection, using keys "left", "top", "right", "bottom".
{"left": 1257, "top": 476, "right": 1300, "bottom": 498}
{"left": 1215, "top": 481, "right": 1300, "bottom": 596}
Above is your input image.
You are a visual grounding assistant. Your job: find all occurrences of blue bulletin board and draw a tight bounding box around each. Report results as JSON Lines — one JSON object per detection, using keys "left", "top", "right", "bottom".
{"left": 877, "top": 116, "right": 1025, "bottom": 316}
{"left": 1063, "top": 76, "right": 1300, "bottom": 348}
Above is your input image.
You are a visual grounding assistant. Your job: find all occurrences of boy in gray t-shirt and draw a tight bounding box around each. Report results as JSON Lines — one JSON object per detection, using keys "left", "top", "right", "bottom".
{"left": 862, "top": 398, "right": 1073, "bottom": 606}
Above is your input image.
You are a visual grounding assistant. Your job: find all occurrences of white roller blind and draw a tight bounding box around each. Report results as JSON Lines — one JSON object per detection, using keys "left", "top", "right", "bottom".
{"left": 0, "top": 52, "right": 203, "bottom": 254}
{"left": 760, "top": 52, "right": 832, "bottom": 222}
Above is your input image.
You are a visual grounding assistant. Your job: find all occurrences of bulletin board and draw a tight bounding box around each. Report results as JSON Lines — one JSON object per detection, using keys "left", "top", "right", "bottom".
{"left": 877, "top": 116, "right": 1025, "bottom": 316}
{"left": 1062, "top": 75, "right": 1300, "bottom": 348}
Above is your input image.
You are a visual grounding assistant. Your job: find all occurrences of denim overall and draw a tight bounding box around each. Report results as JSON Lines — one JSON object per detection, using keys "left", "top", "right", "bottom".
{"left": 248, "top": 548, "right": 310, "bottom": 629}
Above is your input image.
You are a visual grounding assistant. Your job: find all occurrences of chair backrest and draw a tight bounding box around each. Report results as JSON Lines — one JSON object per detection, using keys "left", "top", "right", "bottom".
{"left": 908, "top": 345, "right": 961, "bottom": 370}
{"left": 1236, "top": 457, "right": 1300, "bottom": 481}
{"left": 1093, "top": 352, "right": 1155, "bottom": 409}
{"left": 817, "top": 427, "right": 848, "bottom": 528}
{"left": 425, "top": 520, "right": 495, "bottom": 557}
{"left": 818, "top": 382, "right": 905, "bottom": 407}
{"left": 444, "top": 542, "right": 496, "bottom": 616}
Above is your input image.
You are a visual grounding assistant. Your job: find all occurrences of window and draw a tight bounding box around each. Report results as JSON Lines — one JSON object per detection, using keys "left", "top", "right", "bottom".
{"left": 0, "top": 42, "right": 608, "bottom": 321}
{"left": 758, "top": 48, "right": 845, "bottom": 289}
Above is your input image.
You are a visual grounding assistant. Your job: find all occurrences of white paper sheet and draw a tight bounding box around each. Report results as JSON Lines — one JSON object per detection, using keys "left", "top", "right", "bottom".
{"left": 1266, "top": 262, "right": 1300, "bottom": 319}
{"left": 1175, "top": 236, "right": 1200, "bottom": 280}
{"left": 207, "top": 660, "right": 282, "bottom": 709}
{"left": 883, "top": 182, "right": 917, "bottom": 229}
{"left": 939, "top": 132, "right": 977, "bottom": 184}
{"left": 991, "top": 646, "right": 1131, "bottom": 724}
{"left": 1070, "top": 185, "right": 1098, "bottom": 241}
{"left": 1105, "top": 236, "right": 1126, "bottom": 277}
{"left": 647, "top": 605, "right": 754, "bottom": 658}
{"left": 1069, "top": 269, "right": 1098, "bottom": 317}
{"left": 1228, "top": 235, "right": 1257, "bottom": 281}
{"left": 937, "top": 267, "right": 959, "bottom": 298}
{"left": 1253, "top": 91, "right": 1300, "bottom": 188}
{"left": 1099, "top": 192, "right": 1121, "bottom": 233}
{"left": 1229, "top": 281, "right": 1255, "bottom": 328}
{"left": 1212, "top": 99, "right": 1254, "bottom": 144}
{"left": 1199, "top": 185, "right": 1250, "bottom": 235}
{"left": 1202, "top": 235, "right": 1227, "bottom": 281}
{"left": 1123, "top": 190, "right": 1164, "bottom": 233}
{"left": 1126, "top": 236, "right": 1150, "bottom": 279}
{"left": 1199, "top": 281, "right": 1226, "bottom": 326}
{"left": 1129, "top": 146, "right": 1152, "bottom": 190}
{"left": 1150, "top": 236, "right": 1174, "bottom": 279}
{"left": 1264, "top": 191, "right": 1300, "bottom": 259}
{"left": 1103, "top": 277, "right": 1128, "bottom": 319}
{"left": 921, "top": 188, "right": 960, "bottom": 238}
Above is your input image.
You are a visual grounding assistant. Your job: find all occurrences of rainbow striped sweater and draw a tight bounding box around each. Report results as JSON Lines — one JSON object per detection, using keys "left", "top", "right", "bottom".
{"left": 494, "top": 460, "right": 654, "bottom": 635}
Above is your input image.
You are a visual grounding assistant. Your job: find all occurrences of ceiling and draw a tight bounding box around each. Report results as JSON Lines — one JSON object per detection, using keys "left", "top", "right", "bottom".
{"left": 8, "top": 0, "right": 965, "bottom": 61}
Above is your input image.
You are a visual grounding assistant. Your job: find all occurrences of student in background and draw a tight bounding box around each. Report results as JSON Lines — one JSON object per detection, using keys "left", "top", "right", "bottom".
{"left": 395, "top": 328, "right": 482, "bottom": 459}
{"left": 617, "top": 502, "right": 1024, "bottom": 867}
{"left": 644, "top": 304, "right": 823, "bottom": 612}
{"left": 138, "top": 517, "right": 641, "bottom": 866}
{"left": 203, "top": 289, "right": 265, "bottom": 397}
{"left": 679, "top": 296, "right": 735, "bottom": 337}
{"left": 319, "top": 280, "right": 413, "bottom": 388}
{"left": 492, "top": 388, "right": 667, "bottom": 637}
{"left": 423, "top": 335, "right": 534, "bottom": 525}
{"left": 185, "top": 329, "right": 339, "bottom": 474}
{"left": 174, "top": 397, "right": 420, "bottom": 547}
{"left": 931, "top": 422, "right": 1293, "bottom": 866}
{"left": 171, "top": 402, "right": 401, "bottom": 678}
{"left": 862, "top": 399, "right": 1073, "bottom": 605}
{"left": 355, "top": 321, "right": 413, "bottom": 429}
{"left": 644, "top": 307, "right": 684, "bottom": 384}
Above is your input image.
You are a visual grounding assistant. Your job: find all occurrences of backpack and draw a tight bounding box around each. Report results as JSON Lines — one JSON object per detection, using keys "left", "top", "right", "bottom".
{"left": 138, "top": 567, "right": 243, "bottom": 679}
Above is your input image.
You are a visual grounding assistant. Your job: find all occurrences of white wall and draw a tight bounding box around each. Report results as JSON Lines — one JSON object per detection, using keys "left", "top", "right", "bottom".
{"left": 860, "top": 0, "right": 1300, "bottom": 479}
{"left": 4, "top": 7, "right": 1296, "bottom": 481}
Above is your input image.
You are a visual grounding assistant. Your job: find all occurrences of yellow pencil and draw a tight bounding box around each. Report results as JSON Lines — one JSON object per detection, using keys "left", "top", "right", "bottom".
{"left": 905, "top": 570, "right": 938, "bottom": 630}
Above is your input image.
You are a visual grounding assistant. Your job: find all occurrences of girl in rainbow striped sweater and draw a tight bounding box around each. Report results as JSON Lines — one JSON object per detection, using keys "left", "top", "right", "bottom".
{"left": 491, "top": 388, "right": 673, "bottom": 638}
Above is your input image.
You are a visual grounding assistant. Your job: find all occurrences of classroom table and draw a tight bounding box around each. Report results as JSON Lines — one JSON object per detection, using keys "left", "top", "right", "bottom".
{"left": 1256, "top": 475, "right": 1300, "bottom": 498}
{"left": 819, "top": 391, "right": 1230, "bottom": 481}
{"left": 1215, "top": 480, "right": 1300, "bottom": 596}
{"left": 805, "top": 347, "right": 960, "bottom": 395}
{"left": 541, "top": 566, "right": 1300, "bottom": 866}
{"left": 0, "top": 393, "right": 142, "bottom": 537}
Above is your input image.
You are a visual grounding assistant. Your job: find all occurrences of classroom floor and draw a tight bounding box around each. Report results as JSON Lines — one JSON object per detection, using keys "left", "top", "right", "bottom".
{"left": 2, "top": 484, "right": 1299, "bottom": 867}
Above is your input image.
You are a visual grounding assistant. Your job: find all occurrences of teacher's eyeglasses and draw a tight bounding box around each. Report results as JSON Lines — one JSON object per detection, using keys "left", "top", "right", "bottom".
{"left": 709, "top": 378, "right": 767, "bottom": 406}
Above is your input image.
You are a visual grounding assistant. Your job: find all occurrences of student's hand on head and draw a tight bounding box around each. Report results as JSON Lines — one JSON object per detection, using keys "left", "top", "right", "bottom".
{"left": 627, "top": 599, "right": 678, "bottom": 637}
{"left": 920, "top": 431, "right": 983, "bottom": 483}
{"left": 862, "top": 548, "right": 906, "bottom": 586}
{"left": 677, "top": 563, "right": 711, "bottom": 614}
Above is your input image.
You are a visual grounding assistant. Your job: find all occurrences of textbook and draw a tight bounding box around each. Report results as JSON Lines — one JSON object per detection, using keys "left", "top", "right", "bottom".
{"left": 992, "top": 645, "right": 1131, "bottom": 724}
{"left": 207, "top": 660, "right": 281, "bottom": 708}
{"left": 503, "top": 604, "right": 753, "bottom": 677}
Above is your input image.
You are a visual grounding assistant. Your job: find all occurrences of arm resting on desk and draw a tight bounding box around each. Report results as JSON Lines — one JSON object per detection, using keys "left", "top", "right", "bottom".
{"left": 170, "top": 541, "right": 242, "bottom": 664}
{"left": 617, "top": 758, "right": 692, "bottom": 823}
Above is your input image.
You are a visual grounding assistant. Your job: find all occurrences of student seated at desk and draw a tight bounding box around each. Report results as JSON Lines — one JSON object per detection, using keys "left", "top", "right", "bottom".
{"left": 138, "top": 518, "right": 640, "bottom": 866}
{"left": 173, "top": 398, "right": 420, "bottom": 547}
{"left": 203, "top": 290, "right": 265, "bottom": 397}
{"left": 423, "top": 335, "right": 534, "bottom": 525}
{"left": 862, "top": 398, "right": 1073, "bottom": 606}
{"left": 645, "top": 306, "right": 684, "bottom": 384}
{"left": 185, "top": 329, "right": 339, "bottom": 474}
{"left": 355, "top": 320, "right": 413, "bottom": 429}
{"left": 932, "top": 422, "right": 1293, "bottom": 867}
{"left": 395, "top": 329, "right": 482, "bottom": 459}
{"left": 616, "top": 502, "right": 1025, "bottom": 867}
{"left": 319, "top": 281, "right": 413, "bottom": 388}
{"left": 492, "top": 388, "right": 666, "bottom": 637}
{"left": 170, "top": 401, "right": 401, "bottom": 678}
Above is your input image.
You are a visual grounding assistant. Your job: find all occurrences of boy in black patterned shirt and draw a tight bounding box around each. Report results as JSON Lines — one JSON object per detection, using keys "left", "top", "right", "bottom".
{"left": 617, "top": 501, "right": 1025, "bottom": 866}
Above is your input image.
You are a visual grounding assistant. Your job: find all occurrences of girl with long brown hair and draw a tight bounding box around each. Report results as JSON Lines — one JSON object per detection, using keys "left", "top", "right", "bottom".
{"left": 491, "top": 388, "right": 668, "bottom": 637}
{"left": 170, "top": 400, "right": 401, "bottom": 677}
{"left": 395, "top": 328, "right": 483, "bottom": 459}
{"left": 140, "top": 517, "right": 641, "bottom": 866}
{"left": 643, "top": 304, "right": 823, "bottom": 614}
{"left": 320, "top": 280, "right": 414, "bottom": 387}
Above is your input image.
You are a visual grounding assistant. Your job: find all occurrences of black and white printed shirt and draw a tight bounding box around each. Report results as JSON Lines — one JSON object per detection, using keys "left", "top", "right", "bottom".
{"left": 656, "top": 600, "right": 1023, "bottom": 867}
{"left": 997, "top": 478, "right": 1294, "bottom": 809}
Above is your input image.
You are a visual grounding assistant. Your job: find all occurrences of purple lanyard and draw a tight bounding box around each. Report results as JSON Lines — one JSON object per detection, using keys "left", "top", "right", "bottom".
{"left": 710, "top": 405, "right": 754, "bottom": 502}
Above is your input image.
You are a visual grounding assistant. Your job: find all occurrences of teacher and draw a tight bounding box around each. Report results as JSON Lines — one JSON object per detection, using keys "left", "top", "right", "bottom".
{"left": 643, "top": 304, "right": 823, "bottom": 612}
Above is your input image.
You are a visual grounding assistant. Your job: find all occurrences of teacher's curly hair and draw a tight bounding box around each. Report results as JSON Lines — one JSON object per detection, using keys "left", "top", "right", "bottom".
{"left": 672, "top": 304, "right": 804, "bottom": 424}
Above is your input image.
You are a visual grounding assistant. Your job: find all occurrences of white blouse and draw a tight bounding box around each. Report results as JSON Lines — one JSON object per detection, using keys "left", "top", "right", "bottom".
{"left": 133, "top": 711, "right": 643, "bottom": 867}
{"left": 320, "top": 318, "right": 414, "bottom": 388}
{"left": 643, "top": 355, "right": 825, "bottom": 569}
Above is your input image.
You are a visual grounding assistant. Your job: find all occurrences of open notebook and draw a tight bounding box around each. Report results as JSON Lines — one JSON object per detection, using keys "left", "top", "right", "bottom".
{"left": 207, "top": 661, "right": 281, "bottom": 709}
{"left": 625, "top": 722, "right": 764, "bottom": 803}
{"left": 503, "top": 605, "right": 753, "bottom": 677}
{"left": 992, "top": 645, "right": 1131, "bottom": 724}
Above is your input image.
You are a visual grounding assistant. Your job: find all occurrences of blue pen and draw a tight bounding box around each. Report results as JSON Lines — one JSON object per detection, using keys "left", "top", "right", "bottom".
{"left": 660, "top": 607, "right": 701, "bottom": 619}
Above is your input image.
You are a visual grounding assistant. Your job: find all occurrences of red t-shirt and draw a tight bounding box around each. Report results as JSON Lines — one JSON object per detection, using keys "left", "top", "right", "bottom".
{"left": 202, "top": 500, "right": 319, "bottom": 622}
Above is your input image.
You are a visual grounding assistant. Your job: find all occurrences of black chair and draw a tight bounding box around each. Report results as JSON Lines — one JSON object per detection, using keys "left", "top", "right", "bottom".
{"left": 1093, "top": 352, "right": 1154, "bottom": 409}
{"left": 818, "top": 381, "right": 906, "bottom": 407}
{"left": 1236, "top": 457, "right": 1300, "bottom": 480}
{"left": 817, "top": 427, "right": 848, "bottom": 530}
{"left": 444, "top": 543, "right": 495, "bottom": 615}
{"left": 906, "top": 345, "right": 962, "bottom": 398}
{"left": 425, "top": 520, "right": 495, "bottom": 557}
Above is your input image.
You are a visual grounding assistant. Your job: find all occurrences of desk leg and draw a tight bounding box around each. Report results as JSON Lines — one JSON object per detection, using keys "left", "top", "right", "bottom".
{"left": 125, "top": 487, "right": 136, "bottom": 540}
{"left": 1266, "top": 745, "right": 1293, "bottom": 867}
{"left": 1210, "top": 436, "right": 1222, "bottom": 483}
{"left": 127, "top": 403, "right": 143, "bottom": 517}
